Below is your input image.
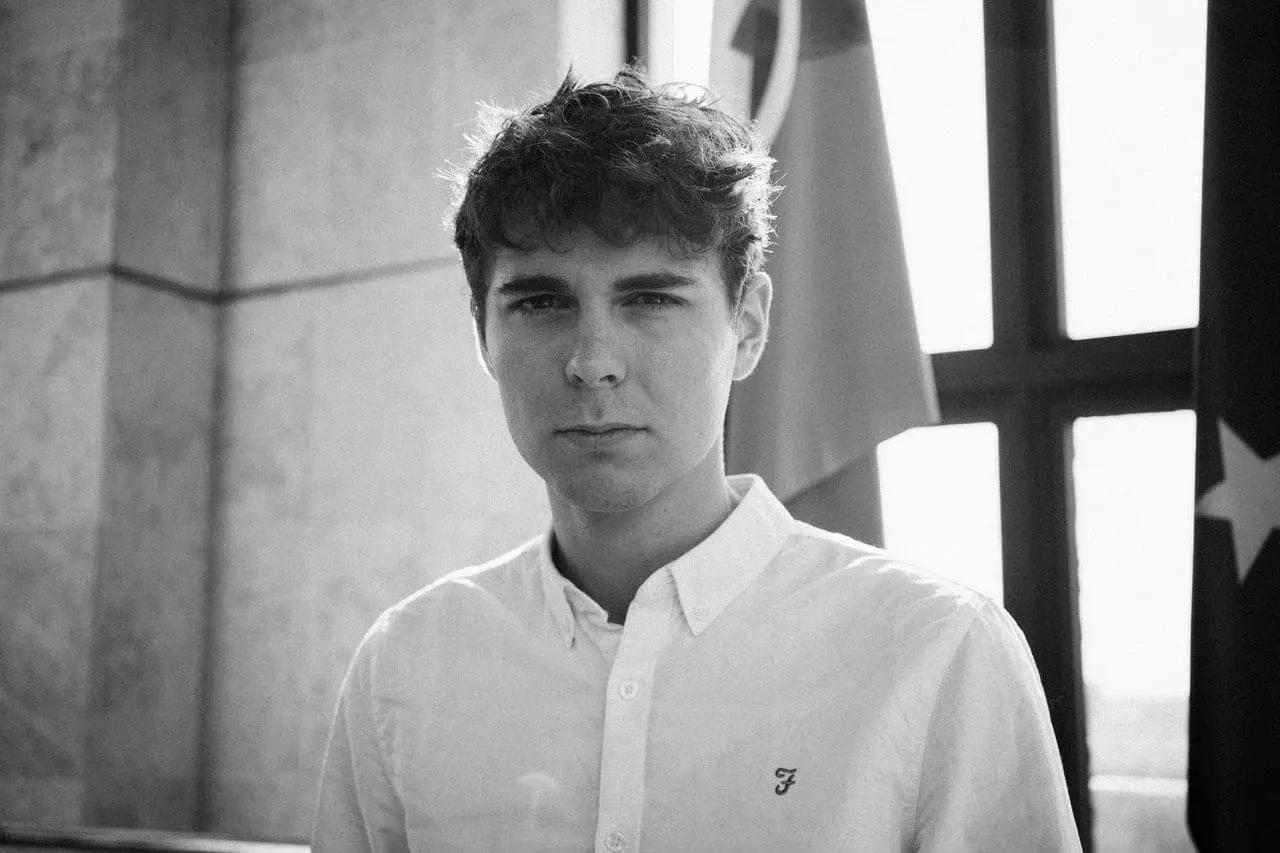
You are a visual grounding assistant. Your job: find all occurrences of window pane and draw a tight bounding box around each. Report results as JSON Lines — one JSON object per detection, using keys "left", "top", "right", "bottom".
{"left": 1072, "top": 410, "right": 1196, "bottom": 852}
{"left": 559, "top": 0, "right": 626, "bottom": 83}
{"left": 1055, "top": 0, "right": 1207, "bottom": 340}
{"left": 653, "top": 0, "right": 714, "bottom": 87}
{"left": 877, "top": 422, "right": 1003, "bottom": 601}
{"left": 671, "top": 0, "right": 992, "bottom": 353}
{"left": 868, "top": 0, "right": 993, "bottom": 353}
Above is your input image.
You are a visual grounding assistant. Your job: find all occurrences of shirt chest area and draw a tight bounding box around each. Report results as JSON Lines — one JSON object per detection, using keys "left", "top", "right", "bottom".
{"left": 384, "top": 612, "right": 927, "bottom": 852}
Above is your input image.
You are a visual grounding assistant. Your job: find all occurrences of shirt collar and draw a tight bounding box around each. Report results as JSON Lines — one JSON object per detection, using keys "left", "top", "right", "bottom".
{"left": 537, "top": 533, "right": 580, "bottom": 649}
{"left": 537, "top": 474, "right": 794, "bottom": 645}
{"left": 667, "top": 474, "right": 793, "bottom": 635}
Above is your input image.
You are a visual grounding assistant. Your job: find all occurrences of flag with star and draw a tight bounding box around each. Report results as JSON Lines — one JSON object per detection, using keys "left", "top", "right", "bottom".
{"left": 711, "top": 0, "right": 938, "bottom": 542}
{"left": 1186, "top": 2, "right": 1280, "bottom": 849}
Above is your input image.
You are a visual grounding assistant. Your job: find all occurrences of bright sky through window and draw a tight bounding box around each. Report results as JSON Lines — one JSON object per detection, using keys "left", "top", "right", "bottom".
{"left": 1055, "top": 0, "right": 1207, "bottom": 339}
{"left": 866, "top": 0, "right": 993, "bottom": 354}
{"left": 659, "top": 5, "right": 1207, "bottom": 846}
{"left": 878, "top": 422, "right": 1004, "bottom": 602}
{"left": 660, "top": 0, "right": 993, "bottom": 355}
{"left": 646, "top": 0, "right": 714, "bottom": 90}
{"left": 1074, "top": 411, "right": 1197, "bottom": 699}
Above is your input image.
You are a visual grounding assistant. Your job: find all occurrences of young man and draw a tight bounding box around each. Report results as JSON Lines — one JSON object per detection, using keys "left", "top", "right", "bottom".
{"left": 314, "top": 69, "right": 1082, "bottom": 851}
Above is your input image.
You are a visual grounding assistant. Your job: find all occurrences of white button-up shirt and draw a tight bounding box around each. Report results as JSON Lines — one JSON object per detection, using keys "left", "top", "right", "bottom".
{"left": 314, "top": 475, "right": 1081, "bottom": 852}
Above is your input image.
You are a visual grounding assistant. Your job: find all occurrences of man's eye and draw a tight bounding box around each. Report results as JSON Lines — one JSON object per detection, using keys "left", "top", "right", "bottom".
{"left": 512, "top": 295, "right": 563, "bottom": 314}
{"left": 631, "top": 292, "right": 680, "bottom": 308}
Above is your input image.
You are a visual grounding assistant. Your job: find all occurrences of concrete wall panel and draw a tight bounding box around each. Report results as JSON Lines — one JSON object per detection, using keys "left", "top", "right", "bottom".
{"left": 2, "top": 0, "right": 610, "bottom": 837}
{"left": 210, "top": 265, "right": 544, "bottom": 835}
{"left": 0, "top": 42, "right": 119, "bottom": 280}
{"left": 0, "top": 279, "right": 108, "bottom": 824}
{"left": 230, "top": 0, "right": 560, "bottom": 288}
{"left": 0, "top": 2, "right": 122, "bottom": 64}
{"left": 82, "top": 279, "right": 218, "bottom": 828}
{"left": 0, "top": 280, "right": 109, "bottom": 528}
{"left": 113, "top": 1, "right": 230, "bottom": 291}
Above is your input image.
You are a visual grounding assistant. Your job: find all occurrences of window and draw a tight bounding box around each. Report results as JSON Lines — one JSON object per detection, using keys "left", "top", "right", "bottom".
{"left": 1055, "top": 0, "right": 1207, "bottom": 340}
{"left": 866, "top": 0, "right": 993, "bottom": 354}
{"left": 878, "top": 422, "right": 1004, "bottom": 601}
{"left": 1073, "top": 412, "right": 1197, "bottom": 852}
{"left": 640, "top": 0, "right": 714, "bottom": 88}
{"left": 871, "top": 3, "right": 1203, "bottom": 850}
{"left": 651, "top": 3, "right": 1204, "bottom": 849}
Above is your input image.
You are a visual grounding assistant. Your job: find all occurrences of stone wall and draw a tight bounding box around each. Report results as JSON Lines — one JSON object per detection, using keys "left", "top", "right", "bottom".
{"left": 2, "top": 0, "right": 621, "bottom": 837}
{"left": 2, "top": 2, "right": 224, "bottom": 826}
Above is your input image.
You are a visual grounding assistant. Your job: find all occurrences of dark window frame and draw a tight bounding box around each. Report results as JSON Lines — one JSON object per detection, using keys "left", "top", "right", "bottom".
{"left": 630, "top": 1, "right": 1198, "bottom": 848}
{"left": 975, "top": 3, "right": 1194, "bottom": 848}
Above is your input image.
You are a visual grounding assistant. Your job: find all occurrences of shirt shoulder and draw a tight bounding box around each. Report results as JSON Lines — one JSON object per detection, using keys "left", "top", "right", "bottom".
{"left": 774, "top": 519, "right": 992, "bottom": 633}
{"left": 351, "top": 534, "right": 546, "bottom": 675}
{"left": 774, "top": 523, "right": 1050, "bottom": 725}
{"left": 390, "top": 533, "right": 542, "bottom": 624}
{"left": 757, "top": 519, "right": 1031, "bottom": 702}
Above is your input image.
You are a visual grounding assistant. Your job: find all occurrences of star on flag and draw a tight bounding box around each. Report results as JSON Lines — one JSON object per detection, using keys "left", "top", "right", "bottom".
{"left": 1195, "top": 418, "right": 1280, "bottom": 583}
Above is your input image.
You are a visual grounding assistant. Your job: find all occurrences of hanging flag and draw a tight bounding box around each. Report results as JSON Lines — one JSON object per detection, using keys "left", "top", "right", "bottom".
{"left": 1186, "top": 3, "right": 1280, "bottom": 850}
{"left": 712, "top": 0, "right": 938, "bottom": 542}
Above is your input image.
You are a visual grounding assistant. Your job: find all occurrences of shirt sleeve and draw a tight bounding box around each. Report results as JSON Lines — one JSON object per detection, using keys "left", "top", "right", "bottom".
{"left": 912, "top": 600, "right": 1083, "bottom": 852}
{"left": 312, "top": 617, "right": 409, "bottom": 853}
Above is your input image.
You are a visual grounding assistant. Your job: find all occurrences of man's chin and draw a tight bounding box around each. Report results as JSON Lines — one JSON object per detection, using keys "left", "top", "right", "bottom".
{"left": 548, "top": 473, "right": 660, "bottom": 515}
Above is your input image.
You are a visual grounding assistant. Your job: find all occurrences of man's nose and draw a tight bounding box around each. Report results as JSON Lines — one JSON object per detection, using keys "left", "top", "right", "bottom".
{"left": 565, "top": 314, "right": 626, "bottom": 388}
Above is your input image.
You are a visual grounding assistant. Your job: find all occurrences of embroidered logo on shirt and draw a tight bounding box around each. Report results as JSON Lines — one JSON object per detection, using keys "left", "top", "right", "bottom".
{"left": 774, "top": 767, "right": 797, "bottom": 795}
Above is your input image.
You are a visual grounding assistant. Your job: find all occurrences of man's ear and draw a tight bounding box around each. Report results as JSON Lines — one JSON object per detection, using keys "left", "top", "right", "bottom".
{"left": 732, "top": 271, "right": 772, "bottom": 381}
{"left": 473, "top": 320, "right": 496, "bottom": 380}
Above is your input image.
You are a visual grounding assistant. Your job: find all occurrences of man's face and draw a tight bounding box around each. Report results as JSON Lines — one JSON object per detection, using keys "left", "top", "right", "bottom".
{"left": 481, "top": 228, "right": 769, "bottom": 514}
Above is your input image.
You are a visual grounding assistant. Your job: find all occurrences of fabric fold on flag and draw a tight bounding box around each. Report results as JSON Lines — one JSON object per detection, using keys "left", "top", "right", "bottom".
{"left": 1186, "top": 2, "right": 1280, "bottom": 849}
{"left": 712, "top": 0, "right": 938, "bottom": 542}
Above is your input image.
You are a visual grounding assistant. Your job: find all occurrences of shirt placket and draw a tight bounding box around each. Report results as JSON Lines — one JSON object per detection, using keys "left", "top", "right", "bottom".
{"left": 594, "top": 584, "right": 673, "bottom": 853}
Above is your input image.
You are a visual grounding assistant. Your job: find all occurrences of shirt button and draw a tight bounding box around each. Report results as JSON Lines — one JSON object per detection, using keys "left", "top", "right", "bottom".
{"left": 691, "top": 603, "right": 708, "bottom": 620}
{"left": 618, "top": 680, "right": 639, "bottom": 700}
{"left": 604, "top": 830, "right": 626, "bottom": 851}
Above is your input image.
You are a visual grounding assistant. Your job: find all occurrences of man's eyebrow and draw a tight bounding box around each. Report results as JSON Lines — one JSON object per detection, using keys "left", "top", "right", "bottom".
{"left": 493, "top": 275, "right": 569, "bottom": 297}
{"left": 493, "top": 271, "right": 702, "bottom": 297}
{"left": 614, "top": 272, "right": 701, "bottom": 292}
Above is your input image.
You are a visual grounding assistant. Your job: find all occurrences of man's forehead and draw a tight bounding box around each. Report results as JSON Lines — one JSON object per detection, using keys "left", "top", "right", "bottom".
{"left": 488, "top": 228, "right": 720, "bottom": 289}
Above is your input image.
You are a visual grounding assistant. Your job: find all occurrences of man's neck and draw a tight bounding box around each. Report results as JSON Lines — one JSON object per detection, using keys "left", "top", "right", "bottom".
{"left": 548, "top": 459, "right": 740, "bottom": 625}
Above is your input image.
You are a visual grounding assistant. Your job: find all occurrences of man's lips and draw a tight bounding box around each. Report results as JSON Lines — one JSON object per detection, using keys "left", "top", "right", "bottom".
{"left": 556, "top": 424, "right": 644, "bottom": 447}
{"left": 558, "top": 423, "right": 642, "bottom": 435}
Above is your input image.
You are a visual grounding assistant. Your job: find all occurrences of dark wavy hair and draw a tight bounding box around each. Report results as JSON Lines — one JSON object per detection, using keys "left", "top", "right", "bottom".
{"left": 450, "top": 66, "right": 779, "bottom": 344}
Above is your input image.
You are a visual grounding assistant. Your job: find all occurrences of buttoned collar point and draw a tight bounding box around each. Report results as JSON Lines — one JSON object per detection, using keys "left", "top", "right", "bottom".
{"left": 537, "top": 533, "right": 580, "bottom": 649}
{"left": 666, "top": 473, "right": 792, "bottom": 635}
{"left": 536, "top": 473, "right": 793, "bottom": 643}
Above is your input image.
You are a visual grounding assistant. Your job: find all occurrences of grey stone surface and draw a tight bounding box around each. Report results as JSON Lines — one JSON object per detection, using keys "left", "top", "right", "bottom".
{"left": 1, "top": 0, "right": 590, "bottom": 837}
{"left": 0, "top": 40, "right": 119, "bottom": 280}
{"left": 0, "top": 1, "right": 230, "bottom": 290}
{"left": 0, "top": 280, "right": 108, "bottom": 528}
{"left": 209, "top": 265, "right": 545, "bottom": 836}
{"left": 0, "top": 1, "right": 122, "bottom": 67}
{"left": 0, "top": 526, "right": 96, "bottom": 777}
{"left": 0, "top": 275, "right": 218, "bottom": 828}
{"left": 229, "top": 0, "right": 559, "bottom": 288}
{"left": 0, "top": 279, "right": 107, "bottom": 824}
{"left": 0, "top": 0, "right": 229, "bottom": 825}
{"left": 82, "top": 278, "right": 217, "bottom": 828}
{"left": 233, "top": 0, "right": 330, "bottom": 64}
{"left": 0, "top": 775, "right": 82, "bottom": 825}
{"left": 113, "top": 1, "right": 231, "bottom": 292}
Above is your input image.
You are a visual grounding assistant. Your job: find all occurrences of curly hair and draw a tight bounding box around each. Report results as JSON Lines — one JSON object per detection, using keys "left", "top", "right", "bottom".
{"left": 450, "top": 66, "right": 779, "bottom": 344}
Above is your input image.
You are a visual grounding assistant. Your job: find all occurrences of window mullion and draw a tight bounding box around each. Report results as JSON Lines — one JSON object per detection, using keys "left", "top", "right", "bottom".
{"left": 983, "top": 0, "right": 1091, "bottom": 846}
{"left": 995, "top": 391, "right": 1093, "bottom": 847}
{"left": 984, "top": 0, "right": 1064, "bottom": 355}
